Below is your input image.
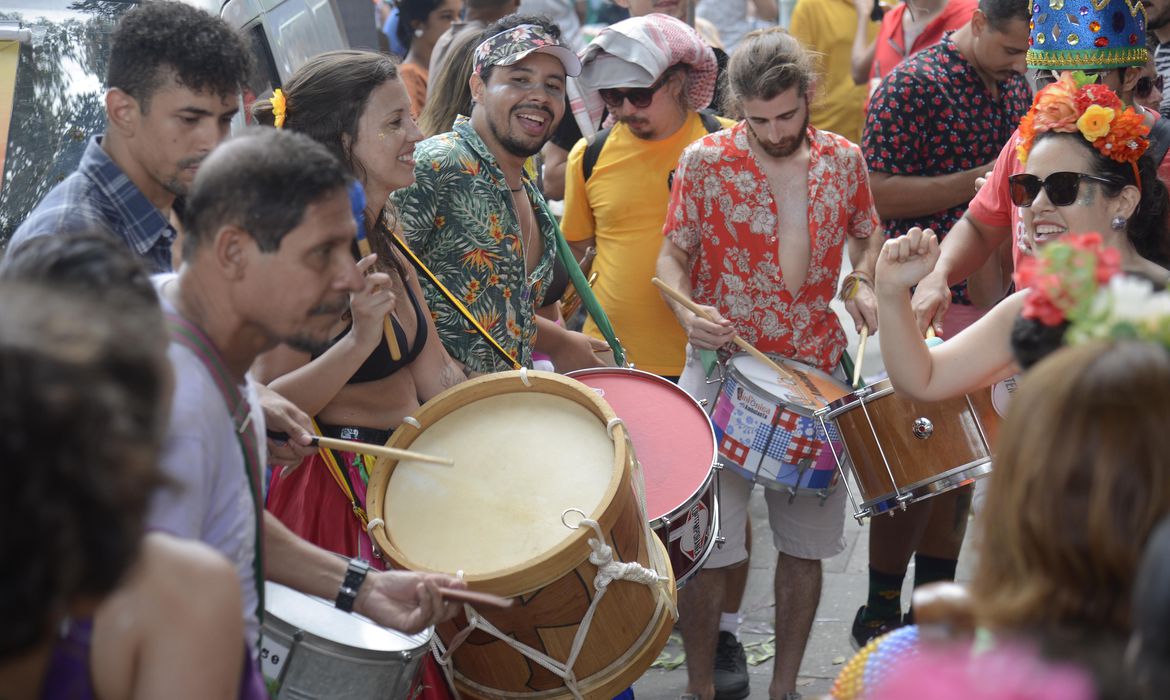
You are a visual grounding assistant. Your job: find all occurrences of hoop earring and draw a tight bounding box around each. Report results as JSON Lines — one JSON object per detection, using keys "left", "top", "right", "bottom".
{"left": 1111, "top": 215, "right": 1127, "bottom": 231}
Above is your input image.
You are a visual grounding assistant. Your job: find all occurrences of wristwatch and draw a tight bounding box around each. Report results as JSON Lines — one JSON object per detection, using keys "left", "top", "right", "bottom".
{"left": 335, "top": 558, "right": 370, "bottom": 612}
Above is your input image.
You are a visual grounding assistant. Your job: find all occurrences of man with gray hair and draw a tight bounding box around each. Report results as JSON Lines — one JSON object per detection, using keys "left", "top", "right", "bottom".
{"left": 563, "top": 13, "right": 731, "bottom": 380}
{"left": 657, "top": 27, "right": 881, "bottom": 700}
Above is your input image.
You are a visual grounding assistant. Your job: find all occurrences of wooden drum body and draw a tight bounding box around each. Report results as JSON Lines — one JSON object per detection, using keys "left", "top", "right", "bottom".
{"left": 366, "top": 371, "right": 676, "bottom": 700}
{"left": 819, "top": 379, "right": 993, "bottom": 518}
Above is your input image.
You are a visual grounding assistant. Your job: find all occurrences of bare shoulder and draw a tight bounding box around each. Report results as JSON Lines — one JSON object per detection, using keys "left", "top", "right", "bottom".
{"left": 136, "top": 533, "right": 243, "bottom": 618}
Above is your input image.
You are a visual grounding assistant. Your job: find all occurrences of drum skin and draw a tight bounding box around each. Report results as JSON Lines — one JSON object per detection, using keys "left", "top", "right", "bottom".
{"left": 828, "top": 379, "right": 992, "bottom": 510}
{"left": 367, "top": 372, "right": 676, "bottom": 700}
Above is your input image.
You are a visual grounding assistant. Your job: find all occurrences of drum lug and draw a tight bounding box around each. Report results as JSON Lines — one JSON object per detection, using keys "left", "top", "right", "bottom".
{"left": 714, "top": 535, "right": 726, "bottom": 548}
{"left": 713, "top": 461, "right": 725, "bottom": 471}
{"left": 698, "top": 398, "right": 709, "bottom": 407}
{"left": 912, "top": 417, "right": 934, "bottom": 440}
{"left": 660, "top": 514, "right": 672, "bottom": 527}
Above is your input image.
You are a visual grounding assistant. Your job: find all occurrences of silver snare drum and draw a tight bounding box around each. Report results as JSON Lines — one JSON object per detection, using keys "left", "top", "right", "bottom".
{"left": 260, "top": 581, "right": 432, "bottom": 699}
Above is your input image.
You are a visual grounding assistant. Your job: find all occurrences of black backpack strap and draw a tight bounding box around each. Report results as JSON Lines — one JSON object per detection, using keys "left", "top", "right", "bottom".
{"left": 698, "top": 109, "right": 723, "bottom": 134}
{"left": 582, "top": 126, "right": 613, "bottom": 182}
{"left": 1146, "top": 115, "right": 1170, "bottom": 171}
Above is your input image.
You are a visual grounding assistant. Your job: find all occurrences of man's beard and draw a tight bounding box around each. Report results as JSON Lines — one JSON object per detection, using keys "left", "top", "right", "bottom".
{"left": 284, "top": 297, "right": 350, "bottom": 354}
{"left": 751, "top": 110, "right": 810, "bottom": 158}
{"left": 489, "top": 103, "right": 556, "bottom": 158}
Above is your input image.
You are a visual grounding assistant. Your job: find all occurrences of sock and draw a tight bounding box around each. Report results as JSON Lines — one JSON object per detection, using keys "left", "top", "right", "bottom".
{"left": 719, "top": 612, "right": 739, "bottom": 636}
{"left": 913, "top": 553, "right": 959, "bottom": 589}
{"left": 862, "top": 566, "right": 904, "bottom": 624}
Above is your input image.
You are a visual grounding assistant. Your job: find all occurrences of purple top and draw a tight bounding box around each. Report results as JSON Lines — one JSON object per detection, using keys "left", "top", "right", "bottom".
{"left": 40, "top": 617, "right": 269, "bottom": 700}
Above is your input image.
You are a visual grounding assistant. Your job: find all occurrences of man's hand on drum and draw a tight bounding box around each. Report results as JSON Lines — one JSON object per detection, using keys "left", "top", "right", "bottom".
{"left": 684, "top": 305, "right": 736, "bottom": 351}
{"left": 256, "top": 383, "right": 317, "bottom": 466}
{"left": 878, "top": 228, "right": 945, "bottom": 333}
{"left": 356, "top": 570, "right": 465, "bottom": 633}
{"left": 350, "top": 253, "right": 398, "bottom": 352}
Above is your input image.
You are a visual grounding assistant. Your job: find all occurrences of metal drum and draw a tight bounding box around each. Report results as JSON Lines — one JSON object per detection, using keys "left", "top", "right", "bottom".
{"left": 259, "top": 581, "right": 431, "bottom": 699}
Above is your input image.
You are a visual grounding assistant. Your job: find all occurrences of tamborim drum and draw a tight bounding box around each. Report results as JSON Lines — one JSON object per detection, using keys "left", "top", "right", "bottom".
{"left": 567, "top": 367, "right": 719, "bottom": 587}
{"left": 366, "top": 371, "right": 676, "bottom": 700}
{"left": 260, "top": 581, "right": 431, "bottom": 699}
{"left": 818, "top": 379, "right": 993, "bottom": 518}
{"left": 710, "top": 353, "right": 852, "bottom": 499}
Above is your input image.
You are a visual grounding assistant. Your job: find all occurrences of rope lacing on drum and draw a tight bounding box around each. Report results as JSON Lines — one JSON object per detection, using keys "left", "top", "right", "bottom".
{"left": 401, "top": 416, "right": 421, "bottom": 430}
{"left": 428, "top": 415, "right": 676, "bottom": 700}
{"left": 519, "top": 366, "right": 532, "bottom": 387}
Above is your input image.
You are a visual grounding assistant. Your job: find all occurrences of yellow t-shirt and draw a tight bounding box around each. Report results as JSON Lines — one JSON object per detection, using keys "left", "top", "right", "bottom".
{"left": 789, "top": 0, "right": 879, "bottom": 144}
{"left": 563, "top": 111, "right": 733, "bottom": 376}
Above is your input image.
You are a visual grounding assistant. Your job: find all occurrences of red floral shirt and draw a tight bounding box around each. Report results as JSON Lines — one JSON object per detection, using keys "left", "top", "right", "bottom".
{"left": 663, "top": 122, "right": 879, "bottom": 373}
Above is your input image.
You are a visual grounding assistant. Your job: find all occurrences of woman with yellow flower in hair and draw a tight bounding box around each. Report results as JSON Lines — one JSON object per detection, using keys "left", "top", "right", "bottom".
{"left": 249, "top": 51, "right": 467, "bottom": 568}
{"left": 874, "top": 73, "right": 1170, "bottom": 402}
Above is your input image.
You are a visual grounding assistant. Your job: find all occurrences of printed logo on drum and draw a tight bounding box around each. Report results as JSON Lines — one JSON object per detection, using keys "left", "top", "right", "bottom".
{"left": 740, "top": 392, "right": 773, "bottom": 420}
{"left": 680, "top": 501, "right": 710, "bottom": 560}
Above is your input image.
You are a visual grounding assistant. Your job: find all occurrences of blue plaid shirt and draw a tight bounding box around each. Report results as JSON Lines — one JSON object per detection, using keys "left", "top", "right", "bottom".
{"left": 10, "top": 137, "right": 177, "bottom": 273}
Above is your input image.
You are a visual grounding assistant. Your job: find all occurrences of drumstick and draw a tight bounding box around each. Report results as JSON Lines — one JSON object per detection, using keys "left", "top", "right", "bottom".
{"left": 312, "top": 436, "right": 454, "bottom": 466}
{"left": 651, "top": 277, "right": 818, "bottom": 405}
{"left": 852, "top": 325, "right": 869, "bottom": 388}
{"left": 355, "top": 226, "right": 403, "bottom": 361}
{"left": 439, "top": 587, "right": 513, "bottom": 608}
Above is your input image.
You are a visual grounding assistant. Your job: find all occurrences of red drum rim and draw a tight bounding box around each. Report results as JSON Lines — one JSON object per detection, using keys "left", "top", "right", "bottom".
{"left": 567, "top": 368, "right": 717, "bottom": 524}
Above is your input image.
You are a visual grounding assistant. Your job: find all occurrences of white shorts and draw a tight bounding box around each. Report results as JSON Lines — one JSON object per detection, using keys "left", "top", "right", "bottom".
{"left": 677, "top": 345, "right": 848, "bottom": 566}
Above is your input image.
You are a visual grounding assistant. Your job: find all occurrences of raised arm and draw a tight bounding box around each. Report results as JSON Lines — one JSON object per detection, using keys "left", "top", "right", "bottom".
{"left": 877, "top": 228, "right": 1020, "bottom": 401}
{"left": 851, "top": 0, "right": 878, "bottom": 85}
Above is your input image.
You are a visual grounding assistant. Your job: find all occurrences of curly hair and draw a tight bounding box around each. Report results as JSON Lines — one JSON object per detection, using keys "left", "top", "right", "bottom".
{"left": 107, "top": 1, "right": 252, "bottom": 110}
{"left": 0, "top": 282, "right": 169, "bottom": 657}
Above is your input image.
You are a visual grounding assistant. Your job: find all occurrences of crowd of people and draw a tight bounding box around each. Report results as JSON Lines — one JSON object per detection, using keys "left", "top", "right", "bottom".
{"left": 4, "top": 0, "right": 1170, "bottom": 699}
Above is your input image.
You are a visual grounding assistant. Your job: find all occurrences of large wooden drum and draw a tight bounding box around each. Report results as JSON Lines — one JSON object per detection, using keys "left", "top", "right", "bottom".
{"left": 367, "top": 371, "right": 676, "bottom": 700}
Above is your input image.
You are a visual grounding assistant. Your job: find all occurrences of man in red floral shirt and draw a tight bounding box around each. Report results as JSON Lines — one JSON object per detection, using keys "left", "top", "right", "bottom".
{"left": 852, "top": 0, "right": 1031, "bottom": 649}
{"left": 657, "top": 27, "right": 881, "bottom": 700}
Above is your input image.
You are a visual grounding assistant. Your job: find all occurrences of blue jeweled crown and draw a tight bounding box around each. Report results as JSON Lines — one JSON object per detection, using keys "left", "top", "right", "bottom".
{"left": 1027, "top": 0, "right": 1147, "bottom": 70}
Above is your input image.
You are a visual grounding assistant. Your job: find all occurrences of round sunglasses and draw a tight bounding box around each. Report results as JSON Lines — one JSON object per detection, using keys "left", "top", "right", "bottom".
{"left": 598, "top": 70, "right": 676, "bottom": 109}
{"left": 1008, "top": 171, "right": 1123, "bottom": 207}
{"left": 1136, "top": 74, "right": 1164, "bottom": 100}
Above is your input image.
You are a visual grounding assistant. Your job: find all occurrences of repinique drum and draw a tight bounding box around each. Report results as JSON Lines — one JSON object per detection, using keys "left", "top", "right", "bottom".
{"left": 259, "top": 581, "right": 431, "bottom": 699}
{"left": 366, "top": 371, "right": 676, "bottom": 700}
{"left": 818, "top": 379, "right": 993, "bottom": 518}
{"left": 567, "top": 367, "right": 719, "bottom": 587}
{"left": 710, "top": 353, "right": 852, "bottom": 499}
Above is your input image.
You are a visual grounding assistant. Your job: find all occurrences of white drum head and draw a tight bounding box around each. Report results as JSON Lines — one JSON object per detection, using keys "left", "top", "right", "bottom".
{"left": 728, "top": 353, "right": 822, "bottom": 412}
{"left": 263, "top": 581, "right": 429, "bottom": 652}
{"left": 386, "top": 393, "right": 615, "bottom": 576}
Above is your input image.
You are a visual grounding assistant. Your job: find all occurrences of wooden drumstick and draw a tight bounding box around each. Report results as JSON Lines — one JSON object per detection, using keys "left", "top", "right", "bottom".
{"left": 439, "top": 587, "right": 514, "bottom": 608}
{"left": 312, "top": 436, "right": 453, "bottom": 466}
{"left": 356, "top": 228, "right": 403, "bottom": 361}
{"left": 852, "top": 325, "right": 869, "bottom": 388}
{"left": 651, "top": 278, "right": 817, "bottom": 405}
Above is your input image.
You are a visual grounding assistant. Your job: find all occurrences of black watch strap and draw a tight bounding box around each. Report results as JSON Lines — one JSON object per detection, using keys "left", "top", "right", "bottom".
{"left": 335, "top": 558, "right": 370, "bottom": 612}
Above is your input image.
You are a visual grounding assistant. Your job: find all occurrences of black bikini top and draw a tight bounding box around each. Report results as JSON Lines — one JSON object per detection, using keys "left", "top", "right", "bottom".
{"left": 313, "top": 280, "right": 429, "bottom": 383}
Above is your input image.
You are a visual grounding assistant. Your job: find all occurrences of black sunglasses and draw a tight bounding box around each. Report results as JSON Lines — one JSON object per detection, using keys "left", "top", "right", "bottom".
{"left": 599, "top": 70, "right": 676, "bottom": 109}
{"left": 1137, "top": 74, "right": 1165, "bottom": 100}
{"left": 1008, "top": 171, "right": 1122, "bottom": 207}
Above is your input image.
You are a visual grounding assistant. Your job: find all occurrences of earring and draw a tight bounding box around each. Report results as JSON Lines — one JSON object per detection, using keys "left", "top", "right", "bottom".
{"left": 1111, "top": 215, "right": 1127, "bottom": 231}
{"left": 414, "top": 27, "right": 424, "bottom": 37}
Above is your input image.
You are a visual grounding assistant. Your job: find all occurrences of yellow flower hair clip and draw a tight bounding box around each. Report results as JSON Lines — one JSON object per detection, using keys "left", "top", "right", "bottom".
{"left": 271, "top": 89, "right": 287, "bottom": 129}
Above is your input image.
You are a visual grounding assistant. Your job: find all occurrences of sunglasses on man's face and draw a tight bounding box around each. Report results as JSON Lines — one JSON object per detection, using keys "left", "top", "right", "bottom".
{"left": 1008, "top": 171, "right": 1122, "bottom": 207}
{"left": 598, "top": 71, "right": 675, "bottom": 109}
{"left": 1136, "top": 74, "right": 1165, "bottom": 100}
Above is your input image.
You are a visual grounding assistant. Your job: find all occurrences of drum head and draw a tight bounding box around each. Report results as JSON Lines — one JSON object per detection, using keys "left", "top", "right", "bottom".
{"left": 567, "top": 368, "right": 716, "bottom": 522}
{"left": 386, "top": 392, "right": 615, "bottom": 577}
{"left": 263, "top": 581, "right": 429, "bottom": 652}
{"left": 728, "top": 353, "right": 850, "bottom": 413}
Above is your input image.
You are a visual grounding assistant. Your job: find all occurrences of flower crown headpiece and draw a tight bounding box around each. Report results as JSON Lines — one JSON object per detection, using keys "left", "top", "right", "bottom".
{"left": 1015, "top": 232, "right": 1170, "bottom": 347}
{"left": 1016, "top": 72, "right": 1149, "bottom": 172}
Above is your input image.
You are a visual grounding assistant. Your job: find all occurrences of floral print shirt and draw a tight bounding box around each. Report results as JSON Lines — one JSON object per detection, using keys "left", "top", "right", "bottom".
{"left": 862, "top": 35, "right": 1031, "bottom": 305}
{"left": 663, "top": 122, "right": 879, "bottom": 374}
{"left": 391, "top": 117, "right": 557, "bottom": 373}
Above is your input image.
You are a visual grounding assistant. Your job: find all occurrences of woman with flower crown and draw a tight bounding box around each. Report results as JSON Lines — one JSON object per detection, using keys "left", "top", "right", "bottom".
{"left": 875, "top": 72, "right": 1170, "bottom": 401}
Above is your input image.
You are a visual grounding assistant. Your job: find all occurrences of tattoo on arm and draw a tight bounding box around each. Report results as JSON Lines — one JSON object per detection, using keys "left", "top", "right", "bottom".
{"left": 441, "top": 362, "right": 466, "bottom": 388}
